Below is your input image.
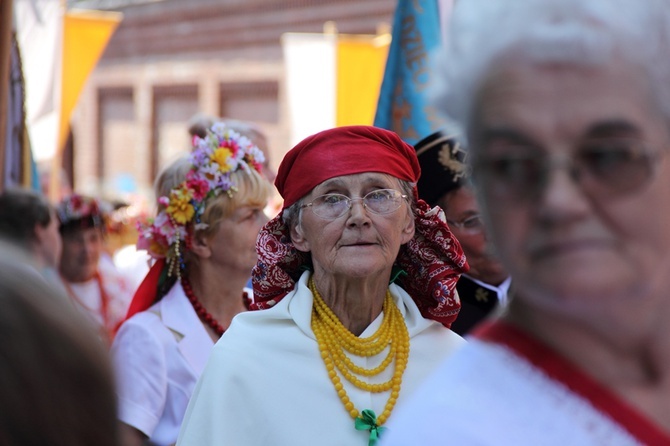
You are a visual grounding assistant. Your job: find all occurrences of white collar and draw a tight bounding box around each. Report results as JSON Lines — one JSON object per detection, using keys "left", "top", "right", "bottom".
{"left": 463, "top": 274, "right": 512, "bottom": 306}
{"left": 158, "top": 282, "right": 215, "bottom": 374}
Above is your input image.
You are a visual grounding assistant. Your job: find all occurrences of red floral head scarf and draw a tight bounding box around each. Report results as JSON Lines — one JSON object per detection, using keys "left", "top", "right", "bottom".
{"left": 252, "top": 125, "right": 468, "bottom": 326}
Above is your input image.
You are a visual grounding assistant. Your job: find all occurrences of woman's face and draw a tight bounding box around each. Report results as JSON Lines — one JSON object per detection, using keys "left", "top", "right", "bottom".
{"left": 470, "top": 59, "right": 670, "bottom": 316}
{"left": 59, "top": 226, "right": 103, "bottom": 282}
{"left": 207, "top": 204, "right": 269, "bottom": 273}
{"left": 292, "top": 172, "right": 415, "bottom": 281}
{"left": 439, "top": 186, "right": 507, "bottom": 286}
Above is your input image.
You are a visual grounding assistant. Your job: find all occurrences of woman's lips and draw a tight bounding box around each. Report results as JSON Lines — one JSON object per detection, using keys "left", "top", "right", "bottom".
{"left": 530, "top": 239, "right": 613, "bottom": 259}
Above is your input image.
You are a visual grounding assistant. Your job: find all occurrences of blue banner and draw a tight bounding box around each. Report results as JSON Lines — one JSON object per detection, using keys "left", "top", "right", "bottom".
{"left": 374, "top": 0, "right": 443, "bottom": 145}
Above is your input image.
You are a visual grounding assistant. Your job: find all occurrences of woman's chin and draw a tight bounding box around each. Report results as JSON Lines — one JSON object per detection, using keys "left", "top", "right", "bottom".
{"left": 326, "top": 260, "right": 390, "bottom": 281}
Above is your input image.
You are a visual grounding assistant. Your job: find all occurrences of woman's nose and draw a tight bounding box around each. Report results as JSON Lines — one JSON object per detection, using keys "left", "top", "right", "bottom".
{"left": 346, "top": 199, "right": 372, "bottom": 224}
{"left": 537, "top": 163, "right": 591, "bottom": 225}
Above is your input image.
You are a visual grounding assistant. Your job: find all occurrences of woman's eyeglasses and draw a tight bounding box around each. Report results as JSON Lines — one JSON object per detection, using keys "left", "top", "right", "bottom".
{"left": 301, "top": 189, "right": 408, "bottom": 220}
{"left": 472, "top": 138, "right": 661, "bottom": 202}
{"left": 447, "top": 214, "right": 484, "bottom": 234}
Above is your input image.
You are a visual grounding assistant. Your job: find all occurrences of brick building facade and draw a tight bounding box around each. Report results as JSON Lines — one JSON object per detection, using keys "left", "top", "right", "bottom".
{"left": 71, "top": 0, "right": 395, "bottom": 201}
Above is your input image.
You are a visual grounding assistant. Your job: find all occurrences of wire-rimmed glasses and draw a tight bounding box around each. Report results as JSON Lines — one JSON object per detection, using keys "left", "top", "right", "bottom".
{"left": 472, "top": 138, "right": 661, "bottom": 202}
{"left": 447, "top": 214, "right": 484, "bottom": 234}
{"left": 301, "top": 189, "right": 408, "bottom": 220}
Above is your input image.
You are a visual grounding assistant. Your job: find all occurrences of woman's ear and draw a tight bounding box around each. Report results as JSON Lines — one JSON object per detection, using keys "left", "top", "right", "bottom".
{"left": 290, "top": 222, "right": 311, "bottom": 253}
{"left": 190, "top": 231, "right": 212, "bottom": 259}
{"left": 400, "top": 209, "right": 415, "bottom": 245}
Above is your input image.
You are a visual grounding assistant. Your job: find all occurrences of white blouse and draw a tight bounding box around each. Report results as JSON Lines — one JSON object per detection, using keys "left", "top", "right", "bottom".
{"left": 111, "top": 282, "right": 214, "bottom": 446}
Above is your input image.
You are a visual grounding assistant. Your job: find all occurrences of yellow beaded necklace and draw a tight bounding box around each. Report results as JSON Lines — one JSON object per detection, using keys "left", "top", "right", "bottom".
{"left": 309, "top": 277, "right": 409, "bottom": 445}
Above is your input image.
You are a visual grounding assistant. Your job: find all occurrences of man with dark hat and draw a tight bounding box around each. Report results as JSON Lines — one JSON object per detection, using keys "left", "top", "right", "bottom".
{"left": 57, "top": 194, "right": 133, "bottom": 341}
{"left": 415, "top": 131, "right": 511, "bottom": 335}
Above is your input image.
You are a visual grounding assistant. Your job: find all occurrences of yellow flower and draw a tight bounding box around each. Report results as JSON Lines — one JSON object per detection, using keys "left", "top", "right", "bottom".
{"left": 212, "top": 146, "right": 234, "bottom": 173}
{"left": 167, "top": 189, "right": 195, "bottom": 225}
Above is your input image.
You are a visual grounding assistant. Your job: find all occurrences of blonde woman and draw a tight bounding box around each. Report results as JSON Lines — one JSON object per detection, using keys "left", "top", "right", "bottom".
{"left": 111, "top": 124, "right": 273, "bottom": 446}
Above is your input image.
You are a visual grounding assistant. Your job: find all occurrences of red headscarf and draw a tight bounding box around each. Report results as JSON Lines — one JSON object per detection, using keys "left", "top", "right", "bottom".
{"left": 276, "top": 125, "right": 421, "bottom": 207}
{"left": 251, "top": 126, "right": 469, "bottom": 327}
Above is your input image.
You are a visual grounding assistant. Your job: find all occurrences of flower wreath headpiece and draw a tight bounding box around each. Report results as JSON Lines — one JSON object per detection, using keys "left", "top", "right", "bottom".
{"left": 136, "top": 123, "right": 265, "bottom": 278}
{"left": 57, "top": 194, "right": 112, "bottom": 231}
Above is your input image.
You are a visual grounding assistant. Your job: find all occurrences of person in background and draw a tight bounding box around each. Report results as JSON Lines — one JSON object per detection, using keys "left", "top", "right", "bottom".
{"left": 414, "top": 130, "right": 511, "bottom": 335}
{"left": 112, "top": 123, "right": 272, "bottom": 446}
{"left": 384, "top": 0, "right": 670, "bottom": 444}
{"left": 0, "top": 187, "right": 62, "bottom": 284}
{"left": 0, "top": 241, "right": 119, "bottom": 446}
{"left": 177, "top": 125, "right": 467, "bottom": 446}
{"left": 57, "top": 194, "right": 133, "bottom": 342}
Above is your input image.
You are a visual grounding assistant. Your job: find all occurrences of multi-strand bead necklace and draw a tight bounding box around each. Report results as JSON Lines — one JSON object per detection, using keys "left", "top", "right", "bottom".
{"left": 309, "top": 277, "right": 409, "bottom": 445}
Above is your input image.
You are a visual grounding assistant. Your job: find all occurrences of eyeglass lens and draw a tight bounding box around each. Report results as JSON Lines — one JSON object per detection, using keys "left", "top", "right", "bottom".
{"left": 448, "top": 215, "right": 483, "bottom": 232}
{"left": 309, "top": 189, "right": 404, "bottom": 219}
{"left": 474, "top": 139, "right": 656, "bottom": 201}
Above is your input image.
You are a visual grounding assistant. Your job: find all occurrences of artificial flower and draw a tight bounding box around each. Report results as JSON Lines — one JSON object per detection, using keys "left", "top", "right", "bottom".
{"left": 185, "top": 173, "right": 209, "bottom": 202}
{"left": 167, "top": 189, "right": 195, "bottom": 225}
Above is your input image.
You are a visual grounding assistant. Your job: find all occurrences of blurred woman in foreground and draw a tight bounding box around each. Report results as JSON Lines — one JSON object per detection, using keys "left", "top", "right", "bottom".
{"left": 385, "top": 1, "right": 670, "bottom": 444}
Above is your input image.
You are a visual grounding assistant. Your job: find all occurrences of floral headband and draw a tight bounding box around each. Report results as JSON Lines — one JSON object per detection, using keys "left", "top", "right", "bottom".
{"left": 137, "top": 123, "right": 265, "bottom": 276}
{"left": 57, "top": 194, "right": 111, "bottom": 232}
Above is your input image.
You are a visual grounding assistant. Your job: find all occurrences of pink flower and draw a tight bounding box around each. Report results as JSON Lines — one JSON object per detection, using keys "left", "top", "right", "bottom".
{"left": 186, "top": 176, "right": 210, "bottom": 201}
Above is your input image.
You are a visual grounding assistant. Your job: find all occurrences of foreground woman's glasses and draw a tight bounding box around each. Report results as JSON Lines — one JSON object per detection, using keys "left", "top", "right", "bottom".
{"left": 472, "top": 138, "right": 661, "bottom": 202}
{"left": 302, "top": 189, "right": 408, "bottom": 219}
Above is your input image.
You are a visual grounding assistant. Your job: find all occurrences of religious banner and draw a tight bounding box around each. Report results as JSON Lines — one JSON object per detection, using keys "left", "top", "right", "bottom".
{"left": 60, "top": 10, "right": 122, "bottom": 151}
{"left": 374, "top": 0, "right": 452, "bottom": 145}
{"left": 15, "top": 0, "right": 64, "bottom": 163}
{"left": 282, "top": 31, "right": 389, "bottom": 147}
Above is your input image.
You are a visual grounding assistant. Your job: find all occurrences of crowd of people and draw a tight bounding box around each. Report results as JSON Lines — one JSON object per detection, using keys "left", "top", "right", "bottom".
{"left": 2, "top": 0, "right": 670, "bottom": 445}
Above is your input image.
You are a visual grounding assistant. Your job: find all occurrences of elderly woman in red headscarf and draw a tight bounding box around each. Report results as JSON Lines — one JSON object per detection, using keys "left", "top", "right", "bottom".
{"left": 177, "top": 126, "right": 468, "bottom": 446}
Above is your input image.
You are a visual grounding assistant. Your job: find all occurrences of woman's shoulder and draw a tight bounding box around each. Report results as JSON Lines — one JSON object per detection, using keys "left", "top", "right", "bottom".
{"left": 210, "top": 290, "right": 309, "bottom": 360}
{"left": 117, "top": 282, "right": 189, "bottom": 331}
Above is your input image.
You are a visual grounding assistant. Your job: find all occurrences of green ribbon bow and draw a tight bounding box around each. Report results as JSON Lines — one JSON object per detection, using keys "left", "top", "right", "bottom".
{"left": 355, "top": 409, "right": 388, "bottom": 446}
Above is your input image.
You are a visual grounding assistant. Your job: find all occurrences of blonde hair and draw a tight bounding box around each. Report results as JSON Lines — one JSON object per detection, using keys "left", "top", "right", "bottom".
{"left": 153, "top": 155, "right": 192, "bottom": 213}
